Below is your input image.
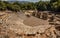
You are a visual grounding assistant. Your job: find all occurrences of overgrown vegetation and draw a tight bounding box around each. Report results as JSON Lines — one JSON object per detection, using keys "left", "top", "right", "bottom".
{"left": 0, "top": 0, "right": 60, "bottom": 12}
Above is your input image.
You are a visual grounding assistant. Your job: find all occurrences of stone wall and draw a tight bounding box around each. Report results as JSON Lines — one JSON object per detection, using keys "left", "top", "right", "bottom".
{"left": 0, "top": 11, "right": 60, "bottom": 38}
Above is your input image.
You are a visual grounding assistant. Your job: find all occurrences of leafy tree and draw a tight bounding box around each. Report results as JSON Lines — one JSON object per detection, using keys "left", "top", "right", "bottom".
{"left": 0, "top": 0, "right": 60, "bottom": 12}
{"left": 50, "top": 0, "right": 60, "bottom": 12}
{"left": 36, "top": 1, "right": 48, "bottom": 11}
{"left": 0, "top": 1, "right": 6, "bottom": 11}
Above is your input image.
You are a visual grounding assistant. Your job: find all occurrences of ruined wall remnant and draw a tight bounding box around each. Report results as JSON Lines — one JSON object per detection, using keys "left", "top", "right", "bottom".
{"left": 0, "top": 11, "right": 60, "bottom": 38}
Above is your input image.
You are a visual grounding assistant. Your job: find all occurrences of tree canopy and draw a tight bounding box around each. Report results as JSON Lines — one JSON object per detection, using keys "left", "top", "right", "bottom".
{"left": 0, "top": 0, "right": 60, "bottom": 12}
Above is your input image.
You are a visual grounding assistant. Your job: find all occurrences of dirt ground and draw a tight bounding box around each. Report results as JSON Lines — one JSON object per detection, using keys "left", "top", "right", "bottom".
{"left": 0, "top": 11, "right": 60, "bottom": 38}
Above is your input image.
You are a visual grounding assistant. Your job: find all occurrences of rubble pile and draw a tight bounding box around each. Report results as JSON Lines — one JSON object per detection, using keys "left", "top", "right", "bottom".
{"left": 0, "top": 11, "right": 60, "bottom": 38}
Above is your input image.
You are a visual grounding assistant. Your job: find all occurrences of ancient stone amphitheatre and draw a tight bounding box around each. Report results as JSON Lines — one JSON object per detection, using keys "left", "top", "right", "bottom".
{"left": 0, "top": 11, "right": 60, "bottom": 38}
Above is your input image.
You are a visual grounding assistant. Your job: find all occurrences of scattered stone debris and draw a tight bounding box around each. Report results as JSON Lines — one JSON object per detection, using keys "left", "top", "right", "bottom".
{"left": 0, "top": 11, "right": 60, "bottom": 38}
{"left": 0, "top": 19, "right": 3, "bottom": 24}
